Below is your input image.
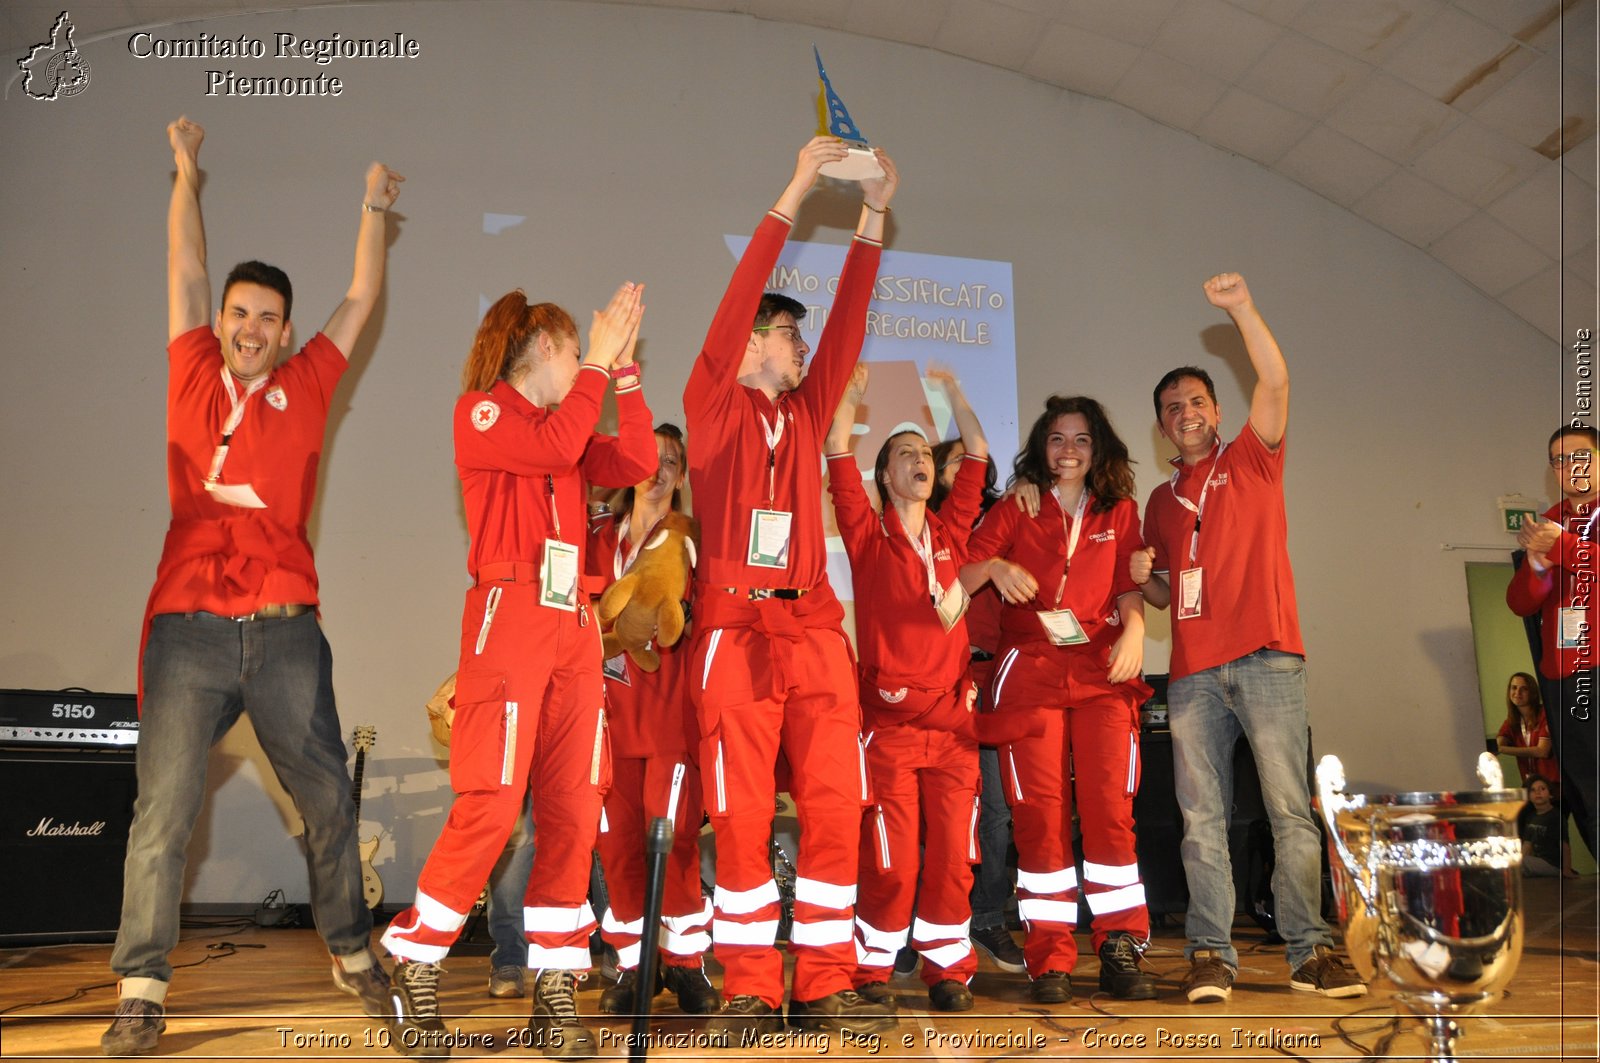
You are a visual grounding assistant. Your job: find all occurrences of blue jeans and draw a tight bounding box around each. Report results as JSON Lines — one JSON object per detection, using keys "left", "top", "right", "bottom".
{"left": 111, "top": 612, "right": 372, "bottom": 983}
{"left": 1168, "top": 649, "right": 1329, "bottom": 970}
{"left": 486, "top": 794, "right": 536, "bottom": 969}
{"left": 969, "top": 746, "right": 1015, "bottom": 929}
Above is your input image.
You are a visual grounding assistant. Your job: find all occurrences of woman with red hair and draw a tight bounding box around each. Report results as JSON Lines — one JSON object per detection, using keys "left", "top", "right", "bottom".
{"left": 383, "top": 283, "right": 655, "bottom": 1059}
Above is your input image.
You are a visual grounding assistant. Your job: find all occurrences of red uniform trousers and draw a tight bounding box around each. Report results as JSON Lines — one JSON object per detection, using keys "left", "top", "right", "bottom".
{"left": 597, "top": 753, "right": 711, "bottom": 970}
{"left": 854, "top": 722, "right": 980, "bottom": 988}
{"left": 692, "top": 618, "right": 869, "bottom": 1007}
{"left": 990, "top": 644, "right": 1148, "bottom": 975}
{"left": 382, "top": 579, "right": 607, "bottom": 970}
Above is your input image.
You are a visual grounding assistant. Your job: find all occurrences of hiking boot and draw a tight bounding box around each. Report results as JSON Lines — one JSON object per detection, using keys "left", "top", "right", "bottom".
{"left": 1182, "top": 949, "right": 1235, "bottom": 1004}
{"left": 1029, "top": 970, "right": 1072, "bottom": 1004}
{"left": 100, "top": 997, "right": 165, "bottom": 1056}
{"left": 1096, "top": 933, "right": 1156, "bottom": 1000}
{"left": 928, "top": 979, "right": 973, "bottom": 1012}
{"left": 388, "top": 961, "right": 451, "bottom": 1058}
{"left": 332, "top": 955, "right": 392, "bottom": 1018}
{"left": 596, "top": 969, "right": 652, "bottom": 1015}
{"left": 855, "top": 981, "right": 897, "bottom": 1008}
{"left": 661, "top": 962, "right": 720, "bottom": 1013}
{"left": 529, "top": 970, "right": 597, "bottom": 1059}
{"left": 705, "top": 994, "right": 782, "bottom": 1038}
{"left": 788, "top": 990, "right": 897, "bottom": 1035}
{"left": 971, "top": 925, "right": 1026, "bottom": 973}
{"left": 488, "top": 965, "right": 525, "bottom": 998}
{"left": 1290, "top": 945, "right": 1368, "bottom": 999}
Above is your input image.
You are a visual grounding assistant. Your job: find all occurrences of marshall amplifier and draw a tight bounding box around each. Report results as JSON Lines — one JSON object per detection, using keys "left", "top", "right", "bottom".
{"left": 0, "top": 687, "right": 139, "bottom": 749}
{"left": 0, "top": 747, "right": 136, "bottom": 944}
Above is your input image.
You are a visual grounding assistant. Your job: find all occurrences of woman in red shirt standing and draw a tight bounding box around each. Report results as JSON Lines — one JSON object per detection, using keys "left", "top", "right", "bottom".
{"left": 963, "top": 396, "right": 1155, "bottom": 1004}
{"left": 824, "top": 366, "right": 993, "bottom": 1012}
{"left": 383, "top": 284, "right": 656, "bottom": 1058}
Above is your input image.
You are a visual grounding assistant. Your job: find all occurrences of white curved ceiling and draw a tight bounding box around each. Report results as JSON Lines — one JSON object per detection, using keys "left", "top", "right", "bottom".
{"left": 4, "top": 0, "right": 1593, "bottom": 340}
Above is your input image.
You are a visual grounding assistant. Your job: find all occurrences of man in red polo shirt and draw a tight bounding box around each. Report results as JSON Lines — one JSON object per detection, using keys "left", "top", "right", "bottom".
{"left": 102, "top": 117, "right": 402, "bottom": 1056}
{"left": 683, "top": 137, "right": 898, "bottom": 1038}
{"left": 1507, "top": 424, "right": 1600, "bottom": 858}
{"left": 1132, "top": 273, "right": 1364, "bottom": 1005}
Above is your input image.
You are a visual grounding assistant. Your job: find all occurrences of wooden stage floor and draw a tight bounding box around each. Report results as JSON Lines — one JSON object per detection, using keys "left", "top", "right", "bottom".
{"left": 3, "top": 876, "right": 1595, "bottom": 1061}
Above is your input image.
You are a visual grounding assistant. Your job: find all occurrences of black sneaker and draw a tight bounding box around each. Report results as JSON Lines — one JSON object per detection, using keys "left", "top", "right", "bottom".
{"left": 661, "top": 962, "right": 721, "bottom": 1014}
{"left": 971, "top": 926, "right": 1026, "bottom": 973}
{"left": 787, "top": 990, "right": 897, "bottom": 1035}
{"left": 388, "top": 961, "right": 451, "bottom": 1058}
{"left": 706, "top": 994, "right": 782, "bottom": 1038}
{"left": 1289, "top": 945, "right": 1368, "bottom": 999}
{"left": 1096, "top": 933, "right": 1156, "bottom": 1000}
{"left": 892, "top": 945, "right": 918, "bottom": 975}
{"left": 928, "top": 979, "right": 974, "bottom": 1012}
{"left": 100, "top": 997, "right": 165, "bottom": 1056}
{"left": 488, "top": 965, "right": 525, "bottom": 998}
{"left": 332, "top": 955, "right": 393, "bottom": 1018}
{"left": 529, "top": 970, "right": 597, "bottom": 1059}
{"left": 855, "top": 981, "right": 897, "bottom": 1008}
{"left": 597, "top": 969, "right": 640, "bottom": 1015}
{"left": 1030, "top": 970, "right": 1072, "bottom": 1004}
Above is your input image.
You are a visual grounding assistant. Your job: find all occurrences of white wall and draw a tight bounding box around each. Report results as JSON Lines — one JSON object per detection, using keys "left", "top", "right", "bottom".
{"left": 0, "top": 0, "right": 1569, "bottom": 904}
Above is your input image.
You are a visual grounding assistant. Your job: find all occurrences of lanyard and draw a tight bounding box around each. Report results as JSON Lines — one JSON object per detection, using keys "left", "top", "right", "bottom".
{"left": 206, "top": 367, "right": 268, "bottom": 483}
{"left": 612, "top": 514, "right": 666, "bottom": 580}
{"left": 1051, "top": 487, "right": 1090, "bottom": 608}
{"left": 1168, "top": 441, "right": 1227, "bottom": 564}
{"left": 545, "top": 475, "right": 565, "bottom": 543}
{"left": 758, "top": 404, "right": 786, "bottom": 505}
{"left": 905, "top": 518, "right": 941, "bottom": 604}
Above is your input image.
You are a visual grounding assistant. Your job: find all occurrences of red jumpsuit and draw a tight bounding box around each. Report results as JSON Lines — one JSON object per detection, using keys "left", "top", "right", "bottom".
{"left": 966, "top": 491, "right": 1152, "bottom": 976}
{"left": 589, "top": 512, "right": 711, "bottom": 971}
{"left": 382, "top": 367, "right": 654, "bottom": 970}
{"left": 828, "top": 451, "right": 988, "bottom": 988}
{"left": 683, "top": 210, "right": 882, "bottom": 1007}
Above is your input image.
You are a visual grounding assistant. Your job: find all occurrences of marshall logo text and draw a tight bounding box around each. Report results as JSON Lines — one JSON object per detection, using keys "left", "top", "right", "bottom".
{"left": 27, "top": 817, "right": 107, "bottom": 838}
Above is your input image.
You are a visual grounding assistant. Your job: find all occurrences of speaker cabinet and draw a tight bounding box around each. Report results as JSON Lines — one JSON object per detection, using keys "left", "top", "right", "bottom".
{"left": 0, "top": 748, "right": 136, "bottom": 945}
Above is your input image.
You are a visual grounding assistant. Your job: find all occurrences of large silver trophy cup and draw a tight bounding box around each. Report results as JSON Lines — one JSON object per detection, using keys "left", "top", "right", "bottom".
{"left": 1316, "top": 753, "right": 1525, "bottom": 1062}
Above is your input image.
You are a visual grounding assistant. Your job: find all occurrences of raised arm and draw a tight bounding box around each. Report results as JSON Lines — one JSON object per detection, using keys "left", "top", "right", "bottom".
{"left": 826, "top": 363, "right": 869, "bottom": 455}
{"left": 1203, "top": 273, "right": 1287, "bottom": 449}
{"left": 925, "top": 367, "right": 986, "bottom": 461}
{"left": 321, "top": 162, "right": 404, "bottom": 356}
{"left": 167, "top": 117, "right": 209, "bottom": 341}
{"left": 855, "top": 148, "right": 899, "bottom": 245}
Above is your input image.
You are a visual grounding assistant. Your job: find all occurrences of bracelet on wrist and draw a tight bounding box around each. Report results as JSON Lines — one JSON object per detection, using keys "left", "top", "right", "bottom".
{"left": 610, "top": 363, "right": 640, "bottom": 381}
{"left": 863, "top": 202, "right": 890, "bottom": 215}
{"left": 362, "top": 203, "right": 386, "bottom": 213}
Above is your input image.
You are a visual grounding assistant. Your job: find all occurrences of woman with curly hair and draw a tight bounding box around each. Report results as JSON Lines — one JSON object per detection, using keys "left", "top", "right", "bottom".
{"left": 962, "top": 395, "right": 1154, "bottom": 1004}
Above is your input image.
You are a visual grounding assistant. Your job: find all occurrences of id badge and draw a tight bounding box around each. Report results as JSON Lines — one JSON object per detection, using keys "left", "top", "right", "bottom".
{"left": 540, "top": 538, "right": 580, "bottom": 611}
{"left": 1038, "top": 608, "right": 1089, "bottom": 646}
{"left": 935, "top": 579, "right": 970, "bottom": 633}
{"left": 602, "top": 653, "right": 631, "bottom": 685}
{"left": 1176, "top": 567, "right": 1204, "bottom": 620}
{"left": 1559, "top": 606, "right": 1589, "bottom": 650}
{"left": 747, "top": 509, "right": 793, "bottom": 568}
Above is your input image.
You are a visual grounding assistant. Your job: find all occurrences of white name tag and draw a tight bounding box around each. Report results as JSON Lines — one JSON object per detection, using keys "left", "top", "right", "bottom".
{"left": 1176, "top": 567, "right": 1204, "bottom": 621}
{"left": 1038, "top": 608, "right": 1089, "bottom": 646}
{"left": 540, "top": 539, "right": 579, "bottom": 611}
{"left": 602, "top": 653, "right": 631, "bottom": 685}
{"left": 747, "top": 509, "right": 793, "bottom": 568}
{"left": 935, "top": 579, "right": 969, "bottom": 633}
{"left": 1559, "top": 606, "right": 1589, "bottom": 650}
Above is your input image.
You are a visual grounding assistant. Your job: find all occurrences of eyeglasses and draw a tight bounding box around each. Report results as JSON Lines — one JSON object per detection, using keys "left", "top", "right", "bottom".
{"left": 1551, "top": 449, "right": 1594, "bottom": 468}
{"left": 752, "top": 324, "right": 804, "bottom": 343}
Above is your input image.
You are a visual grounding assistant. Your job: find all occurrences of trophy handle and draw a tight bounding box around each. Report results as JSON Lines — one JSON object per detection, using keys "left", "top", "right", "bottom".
{"left": 1476, "top": 751, "right": 1505, "bottom": 790}
{"left": 1315, "top": 754, "right": 1378, "bottom": 914}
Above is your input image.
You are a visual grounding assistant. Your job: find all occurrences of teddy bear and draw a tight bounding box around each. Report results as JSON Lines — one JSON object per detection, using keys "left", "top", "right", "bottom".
{"left": 597, "top": 511, "right": 698, "bottom": 672}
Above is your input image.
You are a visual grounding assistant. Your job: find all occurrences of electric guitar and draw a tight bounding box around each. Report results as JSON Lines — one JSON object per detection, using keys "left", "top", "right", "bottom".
{"left": 351, "top": 725, "right": 383, "bottom": 910}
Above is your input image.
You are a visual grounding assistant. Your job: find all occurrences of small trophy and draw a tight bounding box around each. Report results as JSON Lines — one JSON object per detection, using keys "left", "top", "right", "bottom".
{"left": 1317, "top": 753, "right": 1525, "bottom": 1062}
{"left": 814, "top": 47, "right": 884, "bottom": 182}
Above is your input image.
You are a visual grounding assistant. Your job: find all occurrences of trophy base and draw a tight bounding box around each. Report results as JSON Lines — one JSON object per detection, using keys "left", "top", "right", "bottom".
{"left": 1387, "top": 992, "right": 1496, "bottom": 1062}
{"left": 820, "top": 146, "right": 883, "bottom": 182}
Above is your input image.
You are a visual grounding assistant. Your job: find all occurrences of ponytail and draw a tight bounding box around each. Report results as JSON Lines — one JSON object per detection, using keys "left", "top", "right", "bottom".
{"left": 460, "top": 290, "right": 577, "bottom": 394}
